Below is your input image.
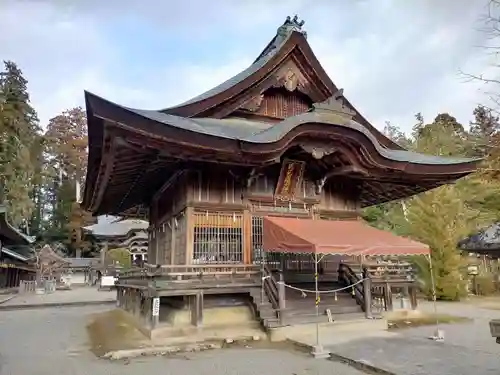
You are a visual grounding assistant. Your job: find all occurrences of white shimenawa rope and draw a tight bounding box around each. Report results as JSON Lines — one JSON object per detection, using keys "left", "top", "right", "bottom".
{"left": 276, "top": 277, "right": 367, "bottom": 294}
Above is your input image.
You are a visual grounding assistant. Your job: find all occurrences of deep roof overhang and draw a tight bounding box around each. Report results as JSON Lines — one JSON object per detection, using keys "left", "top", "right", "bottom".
{"left": 81, "top": 92, "right": 481, "bottom": 215}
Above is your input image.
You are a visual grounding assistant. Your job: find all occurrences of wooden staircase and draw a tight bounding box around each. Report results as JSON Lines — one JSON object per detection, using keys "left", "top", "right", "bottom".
{"left": 249, "top": 267, "right": 364, "bottom": 329}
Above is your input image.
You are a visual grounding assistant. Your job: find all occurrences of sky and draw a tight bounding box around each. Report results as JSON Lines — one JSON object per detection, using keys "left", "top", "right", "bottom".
{"left": 0, "top": 0, "right": 496, "bottom": 133}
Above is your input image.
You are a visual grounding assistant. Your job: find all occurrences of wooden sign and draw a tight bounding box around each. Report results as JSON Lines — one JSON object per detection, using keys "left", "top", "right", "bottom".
{"left": 274, "top": 159, "right": 306, "bottom": 202}
{"left": 326, "top": 308, "right": 334, "bottom": 323}
{"left": 152, "top": 297, "right": 160, "bottom": 316}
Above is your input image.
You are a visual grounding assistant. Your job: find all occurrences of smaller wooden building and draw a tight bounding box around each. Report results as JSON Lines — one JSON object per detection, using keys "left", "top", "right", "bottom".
{"left": 84, "top": 215, "right": 149, "bottom": 264}
{"left": 0, "top": 206, "right": 35, "bottom": 289}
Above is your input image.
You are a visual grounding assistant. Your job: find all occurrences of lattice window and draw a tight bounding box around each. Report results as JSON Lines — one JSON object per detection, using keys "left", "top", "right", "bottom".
{"left": 251, "top": 216, "right": 263, "bottom": 264}
{"left": 193, "top": 212, "right": 243, "bottom": 264}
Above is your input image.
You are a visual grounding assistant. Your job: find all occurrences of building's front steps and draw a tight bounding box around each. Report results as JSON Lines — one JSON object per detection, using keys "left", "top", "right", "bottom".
{"left": 248, "top": 283, "right": 365, "bottom": 330}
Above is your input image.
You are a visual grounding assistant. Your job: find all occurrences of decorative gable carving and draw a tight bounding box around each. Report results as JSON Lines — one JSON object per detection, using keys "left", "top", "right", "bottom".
{"left": 273, "top": 60, "right": 310, "bottom": 95}
{"left": 238, "top": 88, "right": 312, "bottom": 119}
{"left": 312, "top": 89, "right": 356, "bottom": 121}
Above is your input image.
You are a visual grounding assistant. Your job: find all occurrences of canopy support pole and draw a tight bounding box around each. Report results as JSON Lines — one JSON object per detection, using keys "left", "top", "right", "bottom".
{"left": 311, "top": 251, "right": 329, "bottom": 359}
{"left": 427, "top": 253, "right": 444, "bottom": 341}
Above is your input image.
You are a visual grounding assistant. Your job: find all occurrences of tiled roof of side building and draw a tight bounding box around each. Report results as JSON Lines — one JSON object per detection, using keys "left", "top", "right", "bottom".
{"left": 83, "top": 218, "right": 149, "bottom": 237}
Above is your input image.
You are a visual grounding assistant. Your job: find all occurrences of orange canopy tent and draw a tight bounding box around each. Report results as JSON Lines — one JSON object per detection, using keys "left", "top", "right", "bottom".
{"left": 262, "top": 216, "right": 429, "bottom": 256}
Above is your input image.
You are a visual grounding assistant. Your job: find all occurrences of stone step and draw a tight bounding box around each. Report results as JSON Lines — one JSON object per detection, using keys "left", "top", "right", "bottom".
{"left": 258, "top": 309, "right": 277, "bottom": 319}
{"left": 286, "top": 298, "right": 359, "bottom": 310}
{"left": 285, "top": 305, "right": 362, "bottom": 317}
{"left": 286, "top": 294, "right": 356, "bottom": 305}
{"left": 263, "top": 308, "right": 366, "bottom": 328}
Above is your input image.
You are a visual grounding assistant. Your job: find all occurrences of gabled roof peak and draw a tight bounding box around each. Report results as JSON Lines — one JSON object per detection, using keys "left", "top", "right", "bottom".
{"left": 254, "top": 15, "right": 307, "bottom": 63}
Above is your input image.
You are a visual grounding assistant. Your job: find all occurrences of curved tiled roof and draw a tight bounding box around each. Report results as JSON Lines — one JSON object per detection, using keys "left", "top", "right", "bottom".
{"left": 83, "top": 218, "right": 148, "bottom": 237}
{"left": 459, "top": 223, "right": 500, "bottom": 251}
{"left": 118, "top": 99, "right": 478, "bottom": 166}
{"left": 162, "top": 17, "right": 301, "bottom": 110}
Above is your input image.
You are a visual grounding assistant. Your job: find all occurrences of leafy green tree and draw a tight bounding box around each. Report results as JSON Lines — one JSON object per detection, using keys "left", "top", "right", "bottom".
{"left": 105, "top": 248, "right": 132, "bottom": 269}
{"left": 405, "top": 186, "right": 482, "bottom": 300}
{"left": 383, "top": 121, "right": 412, "bottom": 149}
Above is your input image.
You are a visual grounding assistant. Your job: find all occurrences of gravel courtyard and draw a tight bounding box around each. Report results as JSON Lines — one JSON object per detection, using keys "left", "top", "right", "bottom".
{"left": 0, "top": 305, "right": 364, "bottom": 375}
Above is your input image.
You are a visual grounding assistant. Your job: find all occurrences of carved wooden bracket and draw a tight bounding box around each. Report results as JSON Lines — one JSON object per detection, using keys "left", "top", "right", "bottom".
{"left": 300, "top": 144, "right": 336, "bottom": 159}
{"left": 246, "top": 167, "right": 265, "bottom": 188}
{"left": 314, "top": 165, "right": 368, "bottom": 194}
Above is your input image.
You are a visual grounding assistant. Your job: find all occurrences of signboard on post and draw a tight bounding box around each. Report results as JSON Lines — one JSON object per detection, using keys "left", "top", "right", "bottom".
{"left": 152, "top": 297, "right": 160, "bottom": 317}
{"left": 274, "top": 159, "right": 306, "bottom": 202}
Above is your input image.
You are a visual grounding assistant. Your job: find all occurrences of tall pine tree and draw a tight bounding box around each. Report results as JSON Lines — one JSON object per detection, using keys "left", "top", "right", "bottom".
{"left": 0, "top": 61, "right": 41, "bottom": 227}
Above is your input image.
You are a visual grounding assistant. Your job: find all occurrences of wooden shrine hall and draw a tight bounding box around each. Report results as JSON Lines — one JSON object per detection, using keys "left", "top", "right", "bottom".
{"left": 81, "top": 16, "right": 480, "bottom": 334}
{"left": 0, "top": 206, "right": 35, "bottom": 290}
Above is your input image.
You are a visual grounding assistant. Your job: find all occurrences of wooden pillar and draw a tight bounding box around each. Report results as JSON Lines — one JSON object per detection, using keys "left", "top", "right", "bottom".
{"left": 278, "top": 271, "right": 286, "bottom": 325}
{"left": 384, "top": 282, "right": 393, "bottom": 311}
{"left": 278, "top": 271, "right": 286, "bottom": 310}
{"left": 185, "top": 207, "right": 194, "bottom": 265}
{"left": 170, "top": 216, "right": 176, "bottom": 265}
{"left": 409, "top": 286, "right": 418, "bottom": 310}
{"left": 116, "top": 287, "right": 122, "bottom": 308}
{"left": 363, "top": 276, "right": 372, "bottom": 318}
{"left": 7, "top": 268, "right": 12, "bottom": 288}
{"left": 190, "top": 293, "right": 203, "bottom": 327}
{"left": 243, "top": 209, "right": 251, "bottom": 264}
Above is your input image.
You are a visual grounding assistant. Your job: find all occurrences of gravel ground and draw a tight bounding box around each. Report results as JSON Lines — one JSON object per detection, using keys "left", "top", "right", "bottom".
{"left": 0, "top": 306, "right": 364, "bottom": 375}
{"left": 328, "top": 301, "right": 500, "bottom": 375}
{"left": 0, "top": 288, "right": 115, "bottom": 307}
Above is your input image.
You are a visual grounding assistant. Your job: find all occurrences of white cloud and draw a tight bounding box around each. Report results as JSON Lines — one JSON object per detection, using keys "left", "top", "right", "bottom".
{"left": 0, "top": 0, "right": 495, "bottom": 134}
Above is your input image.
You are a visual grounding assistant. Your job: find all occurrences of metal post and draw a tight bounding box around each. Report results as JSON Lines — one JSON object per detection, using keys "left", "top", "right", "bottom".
{"left": 315, "top": 252, "right": 319, "bottom": 346}
{"left": 261, "top": 253, "right": 265, "bottom": 305}
{"left": 311, "top": 252, "right": 328, "bottom": 359}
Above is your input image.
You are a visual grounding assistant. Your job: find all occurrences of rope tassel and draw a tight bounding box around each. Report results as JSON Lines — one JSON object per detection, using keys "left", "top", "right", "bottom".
{"left": 334, "top": 292, "right": 338, "bottom": 301}
{"left": 351, "top": 287, "right": 356, "bottom": 296}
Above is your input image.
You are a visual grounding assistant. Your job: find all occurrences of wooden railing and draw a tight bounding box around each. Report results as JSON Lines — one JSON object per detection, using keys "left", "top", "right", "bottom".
{"left": 117, "top": 264, "right": 262, "bottom": 293}
{"left": 19, "top": 280, "right": 36, "bottom": 294}
{"left": 262, "top": 265, "right": 280, "bottom": 310}
{"left": 338, "top": 263, "right": 366, "bottom": 311}
{"left": 120, "top": 263, "right": 260, "bottom": 280}
{"left": 344, "top": 261, "right": 415, "bottom": 284}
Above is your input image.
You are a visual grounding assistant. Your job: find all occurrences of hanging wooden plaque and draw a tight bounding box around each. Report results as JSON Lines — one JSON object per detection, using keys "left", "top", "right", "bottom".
{"left": 274, "top": 159, "right": 306, "bottom": 202}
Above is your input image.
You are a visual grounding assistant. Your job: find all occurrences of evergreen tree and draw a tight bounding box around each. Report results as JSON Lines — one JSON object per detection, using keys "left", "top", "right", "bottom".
{"left": 0, "top": 61, "right": 41, "bottom": 226}
{"left": 468, "top": 105, "right": 500, "bottom": 157}
{"left": 44, "top": 107, "right": 93, "bottom": 254}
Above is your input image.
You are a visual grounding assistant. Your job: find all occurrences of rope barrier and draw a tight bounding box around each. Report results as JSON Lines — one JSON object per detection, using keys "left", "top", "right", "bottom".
{"left": 276, "top": 277, "right": 367, "bottom": 294}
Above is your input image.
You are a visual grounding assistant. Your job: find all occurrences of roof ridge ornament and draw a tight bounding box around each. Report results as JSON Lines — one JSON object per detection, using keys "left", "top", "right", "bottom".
{"left": 312, "top": 89, "right": 356, "bottom": 120}
{"left": 277, "top": 15, "right": 307, "bottom": 38}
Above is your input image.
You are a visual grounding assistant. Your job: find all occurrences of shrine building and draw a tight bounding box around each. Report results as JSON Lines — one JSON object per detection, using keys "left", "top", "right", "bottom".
{"left": 81, "top": 16, "right": 480, "bottom": 335}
